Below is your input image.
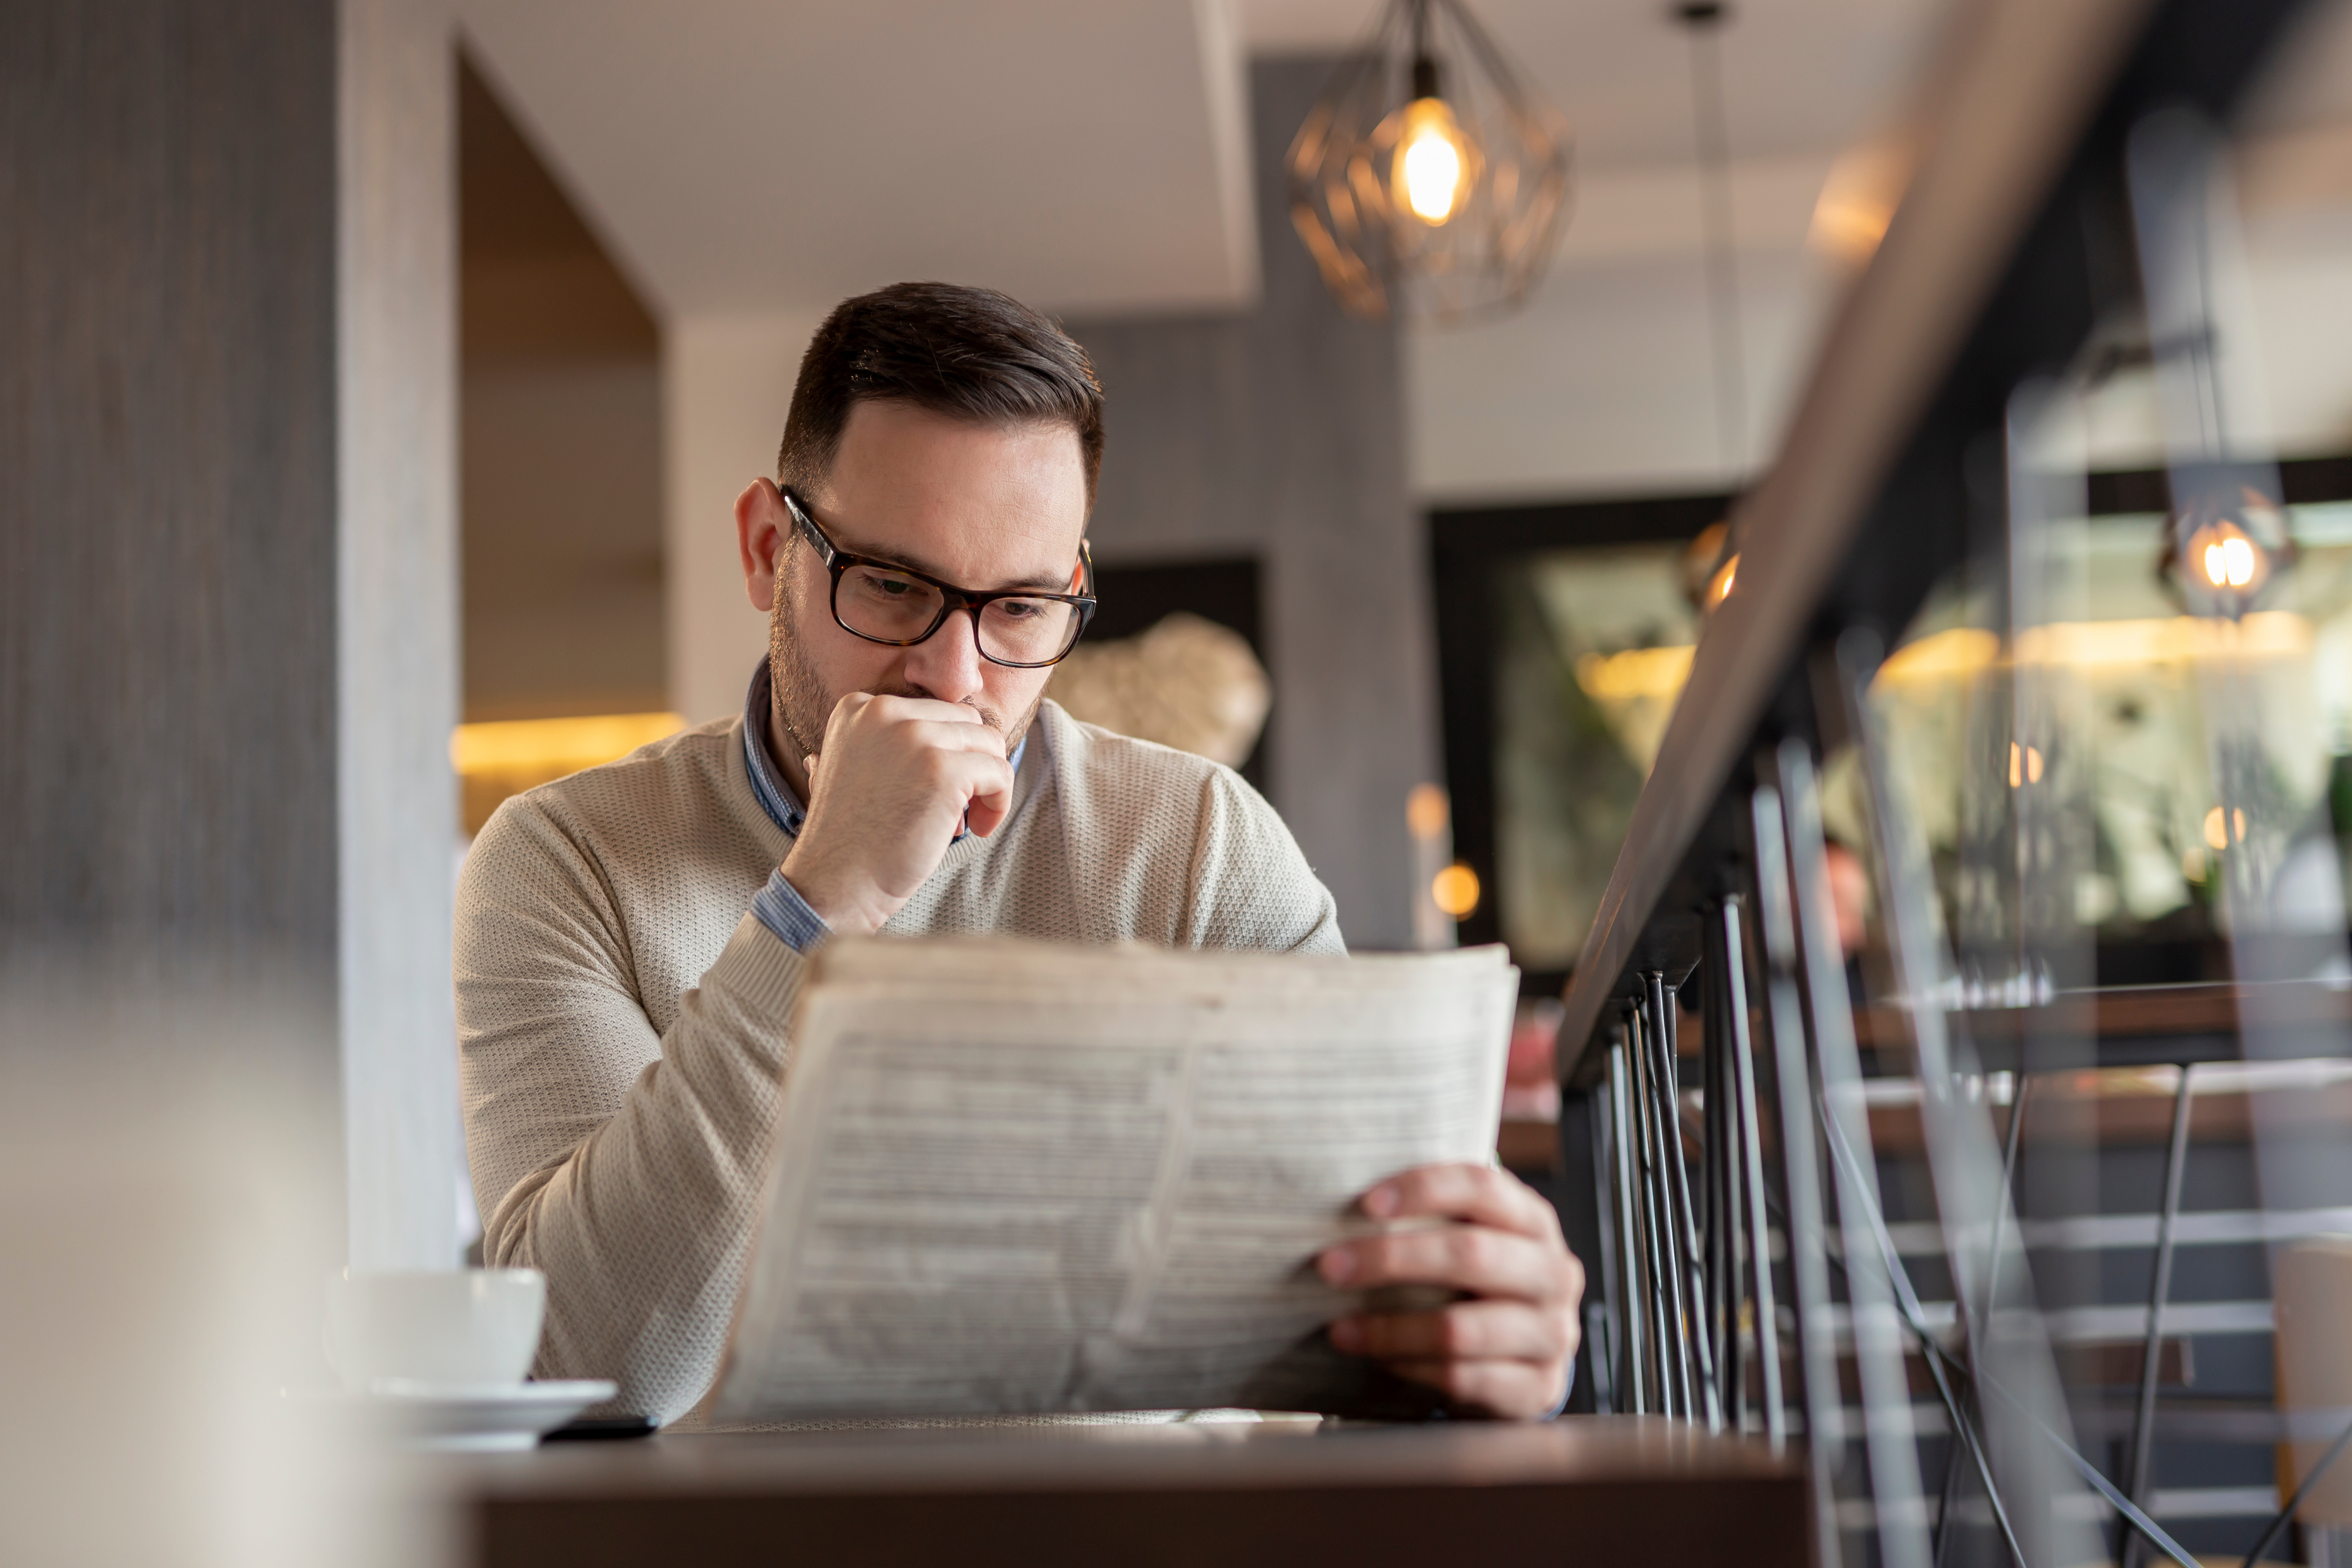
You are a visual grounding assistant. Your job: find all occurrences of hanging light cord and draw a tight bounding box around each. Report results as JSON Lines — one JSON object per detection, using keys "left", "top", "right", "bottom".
{"left": 1678, "top": 3, "right": 1749, "bottom": 479}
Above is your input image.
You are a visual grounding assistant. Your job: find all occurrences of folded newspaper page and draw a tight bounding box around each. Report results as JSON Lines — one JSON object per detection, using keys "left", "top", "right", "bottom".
{"left": 709, "top": 937, "right": 1519, "bottom": 1422}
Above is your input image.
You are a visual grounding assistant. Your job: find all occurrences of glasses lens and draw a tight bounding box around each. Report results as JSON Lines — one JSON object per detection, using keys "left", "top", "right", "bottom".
{"left": 836, "top": 563, "right": 946, "bottom": 643}
{"left": 977, "top": 596, "right": 1081, "bottom": 665}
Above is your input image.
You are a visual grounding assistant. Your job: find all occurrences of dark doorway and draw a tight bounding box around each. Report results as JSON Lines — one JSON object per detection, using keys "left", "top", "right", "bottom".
{"left": 1085, "top": 556, "right": 1268, "bottom": 793}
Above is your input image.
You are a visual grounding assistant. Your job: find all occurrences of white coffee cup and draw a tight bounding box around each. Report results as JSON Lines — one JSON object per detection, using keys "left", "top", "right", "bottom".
{"left": 323, "top": 1268, "right": 546, "bottom": 1391}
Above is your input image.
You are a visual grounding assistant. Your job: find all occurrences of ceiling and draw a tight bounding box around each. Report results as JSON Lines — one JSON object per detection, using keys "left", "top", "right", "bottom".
{"left": 459, "top": 0, "right": 2352, "bottom": 325}
{"left": 457, "top": 0, "right": 1256, "bottom": 318}
{"left": 455, "top": 0, "right": 1963, "bottom": 322}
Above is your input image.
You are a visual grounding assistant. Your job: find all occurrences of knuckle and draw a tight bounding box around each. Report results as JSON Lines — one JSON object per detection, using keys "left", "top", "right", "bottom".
{"left": 1370, "top": 1170, "right": 1420, "bottom": 1214}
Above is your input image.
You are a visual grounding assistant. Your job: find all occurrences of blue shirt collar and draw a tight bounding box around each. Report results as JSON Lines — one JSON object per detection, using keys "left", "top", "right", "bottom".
{"left": 741, "top": 662, "right": 808, "bottom": 838}
{"left": 740, "top": 660, "right": 1025, "bottom": 840}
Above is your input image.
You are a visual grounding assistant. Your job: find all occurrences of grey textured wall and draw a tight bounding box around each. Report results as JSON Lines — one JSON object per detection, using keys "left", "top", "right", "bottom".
{"left": 0, "top": 1, "right": 341, "bottom": 965}
{"left": 1068, "top": 58, "right": 1438, "bottom": 950}
{"left": 3, "top": 1, "right": 462, "bottom": 1267}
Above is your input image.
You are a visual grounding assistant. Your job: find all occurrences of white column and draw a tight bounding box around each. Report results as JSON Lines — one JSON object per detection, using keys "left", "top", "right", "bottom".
{"left": 339, "top": 0, "right": 462, "bottom": 1269}
{"left": 665, "top": 310, "right": 827, "bottom": 723}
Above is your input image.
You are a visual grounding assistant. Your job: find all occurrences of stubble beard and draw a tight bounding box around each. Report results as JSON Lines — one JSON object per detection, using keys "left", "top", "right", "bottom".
{"left": 766, "top": 553, "right": 1044, "bottom": 773}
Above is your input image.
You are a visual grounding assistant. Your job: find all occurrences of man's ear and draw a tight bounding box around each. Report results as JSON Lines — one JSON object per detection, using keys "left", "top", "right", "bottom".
{"left": 737, "top": 478, "right": 787, "bottom": 613}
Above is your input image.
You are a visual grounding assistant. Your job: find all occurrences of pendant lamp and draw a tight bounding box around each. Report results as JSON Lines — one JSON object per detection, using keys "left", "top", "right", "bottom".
{"left": 2156, "top": 472, "right": 2295, "bottom": 620}
{"left": 1287, "top": 0, "right": 1572, "bottom": 323}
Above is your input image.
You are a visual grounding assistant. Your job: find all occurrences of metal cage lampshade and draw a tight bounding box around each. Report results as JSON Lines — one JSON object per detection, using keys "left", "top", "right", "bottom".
{"left": 1287, "top": 0, "right": 1573, "bottom": 323}
{"left": 2156, "top": 468, "right": 2298, "bottom": 621}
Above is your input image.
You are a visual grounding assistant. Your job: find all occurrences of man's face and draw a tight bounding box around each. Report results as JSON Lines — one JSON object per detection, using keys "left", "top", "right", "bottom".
{"left": 756, "top": 398, "right": 1090, "bottom": 768}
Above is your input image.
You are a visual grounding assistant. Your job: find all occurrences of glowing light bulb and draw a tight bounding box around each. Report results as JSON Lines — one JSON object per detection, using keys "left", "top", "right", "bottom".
{"left": 2196, "top": 526, "right": 2258, "bottom": 588}
{"left": 1406, "top": 783, "right": 1450, "bottom": 840}
{"left": 2179, "top": 512, "right": 2272, "bottom": 602}
{"left": 1431, "top": 862, "right": 1480, "bottom": 918}
{"left": 1396, "top": 97, "right": 1468, "bottom": 224}
{"left": 2203, "top": 806, "right": 2248, "bottom": 850}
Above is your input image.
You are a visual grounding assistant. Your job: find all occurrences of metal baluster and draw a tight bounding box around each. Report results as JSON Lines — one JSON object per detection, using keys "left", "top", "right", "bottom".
{"left": 1656, "top": 988, "right": 1699, "bottom": 1419}
{"left": 1703, "top": 922, "right": 1738, "bottom": 1424}
{"left": 1984, "top": 1075, "right": 2031, "bottom": 1325}
{"left": 1723, "top": 897, "right": 1785, "bottom": 1448}
{"left": 1629, "top": 1001, "right": 1678, "bottom": 1415}
{"left": 2123, "top": 1065, "right": 2196, "bottom": 1568}
{"left": 1607, "top": 1034, "right": 1650, "bottom": 1415}
{"left": 1751, "top": 778, "right": 1843, "bottom": 1568}
{"left": 1776, "top": 736, "right": 1932, "bottom": 1568}
{"left": 1654, "top": 970, "right": 1725, "bottom": 1432}
{"left": 1939, "top": 1075, "right": 2032, "bottom": 1567}
{"left": 1630, "top": 995, "right": 1689, "bottom": 1416}
{"left": 1588, "top": 1068, "right": 1623, "bottom": 1417}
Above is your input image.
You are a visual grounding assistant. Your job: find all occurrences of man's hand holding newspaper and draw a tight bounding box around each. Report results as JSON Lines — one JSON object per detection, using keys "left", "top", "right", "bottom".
{"left": 1321, "top": 1162, "right": 1584, "bottom": 1420}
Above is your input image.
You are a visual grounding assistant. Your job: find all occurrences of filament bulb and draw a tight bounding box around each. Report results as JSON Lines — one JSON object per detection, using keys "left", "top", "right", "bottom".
{"left": 1395, "top": 96, "right": 1469, "bottom": 224}
{"left": 2202, "top": 531, "right": 2256, "bottom": 588}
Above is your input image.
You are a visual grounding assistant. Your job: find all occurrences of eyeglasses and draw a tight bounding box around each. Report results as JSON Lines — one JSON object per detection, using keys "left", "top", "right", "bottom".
{"left": 781, "top": 487, "right": 1098, "bottom": 669}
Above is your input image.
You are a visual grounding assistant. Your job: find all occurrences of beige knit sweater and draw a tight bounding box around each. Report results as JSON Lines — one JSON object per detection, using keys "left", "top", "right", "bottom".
{"left": 456, "top": 699, "right": 1344, "bottom": 1421}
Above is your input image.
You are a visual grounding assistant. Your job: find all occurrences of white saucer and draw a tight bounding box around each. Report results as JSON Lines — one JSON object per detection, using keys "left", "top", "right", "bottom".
{"left": 289, "top": 1379, "right": 619, "bottom": 1451}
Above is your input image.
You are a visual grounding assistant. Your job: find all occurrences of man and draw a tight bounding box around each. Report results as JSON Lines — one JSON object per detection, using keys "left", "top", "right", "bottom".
{"left": 458, "top": 282, "right": 1583, "bottom": 1424}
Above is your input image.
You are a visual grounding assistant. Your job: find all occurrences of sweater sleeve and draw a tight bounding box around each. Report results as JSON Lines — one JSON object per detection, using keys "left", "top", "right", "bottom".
{"left": 455, "top": 795, "right": 803, "bottom": 1423}
{"left": 1178, "top": 765, "right": 1348, "bottom": 957}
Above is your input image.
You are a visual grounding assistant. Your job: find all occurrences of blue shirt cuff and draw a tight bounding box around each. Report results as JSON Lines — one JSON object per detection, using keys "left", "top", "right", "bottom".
{"left": 751, "top": 868, "right": 832, "bottom": 953}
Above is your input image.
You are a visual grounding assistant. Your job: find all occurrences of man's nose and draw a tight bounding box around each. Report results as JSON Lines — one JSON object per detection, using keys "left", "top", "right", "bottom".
{"left": 900, "top": 606, "right": 989, "bottom": 704}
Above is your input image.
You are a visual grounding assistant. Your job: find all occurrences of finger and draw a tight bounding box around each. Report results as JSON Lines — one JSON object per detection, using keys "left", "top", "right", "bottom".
{"left": 860, "top": 693, "right": 986, "bottom": 728}
{"left": 903, "top": 719, "right": 1013, "bottom": 757}
{"left": 920, "top": 747, "right": 1016, "bottom": 830}
{"left": 1319, "top": 1222, "right": 1568, "bottom": 1303}
{"left": 1361, "top": 1163, "right": 1562, "bottom": 1244}
{"left": 964, "top": 756, "right": 1016, "bottom": 837}
{"left": 1378, "top": 1357, "right": 1565, "bottom": 1421}
{"left": 1329, "top": 1299, "right": 1572, "bottom": 1363}
{"left": 830, "top": 691, "right": 875, "bottom": 721}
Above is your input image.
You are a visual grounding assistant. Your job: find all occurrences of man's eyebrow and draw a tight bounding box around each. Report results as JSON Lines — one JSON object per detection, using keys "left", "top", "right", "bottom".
{"left": 1001, "top": 568, "right": 1078, "bottom": 591}
{"left": 840, "top": 539, "right": 1074, "bottom": 594}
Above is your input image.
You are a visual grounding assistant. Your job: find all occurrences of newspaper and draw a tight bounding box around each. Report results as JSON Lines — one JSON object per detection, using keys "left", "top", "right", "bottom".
{"left": 708, "top": 936, "right": 1519, "bottom": 1422}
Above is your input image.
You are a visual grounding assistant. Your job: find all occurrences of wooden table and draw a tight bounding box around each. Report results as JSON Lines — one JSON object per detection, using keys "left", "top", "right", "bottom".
{"left": 451, "top": 1415, "right": 1806, "bottom": 1568}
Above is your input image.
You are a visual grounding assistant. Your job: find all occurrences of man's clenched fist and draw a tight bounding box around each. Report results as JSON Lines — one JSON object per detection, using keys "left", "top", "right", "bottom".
{"left": 780, "top": 692, "right": 1015, "bottom": 935}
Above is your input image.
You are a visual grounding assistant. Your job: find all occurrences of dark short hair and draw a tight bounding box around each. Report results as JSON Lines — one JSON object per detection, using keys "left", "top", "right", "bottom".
{"left": 778, "top": 282, "right": 1105, "bottom": 505}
